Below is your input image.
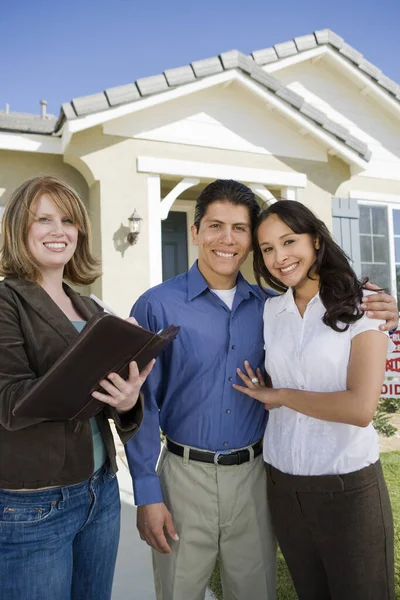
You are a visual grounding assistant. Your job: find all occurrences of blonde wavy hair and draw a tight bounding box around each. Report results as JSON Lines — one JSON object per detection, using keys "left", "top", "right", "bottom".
{"left": 0, "top": 175, "right": 101, "bottom": 285}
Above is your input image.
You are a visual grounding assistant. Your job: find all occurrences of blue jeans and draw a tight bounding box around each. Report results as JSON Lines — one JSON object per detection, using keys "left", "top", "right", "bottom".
{"left": 0, "top": 463, "right": 121, "bottom": 600}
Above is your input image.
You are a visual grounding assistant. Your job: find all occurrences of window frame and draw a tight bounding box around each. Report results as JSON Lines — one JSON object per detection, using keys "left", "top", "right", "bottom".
{"left": 358, "top": 200, "right": 399, "bottom": 302}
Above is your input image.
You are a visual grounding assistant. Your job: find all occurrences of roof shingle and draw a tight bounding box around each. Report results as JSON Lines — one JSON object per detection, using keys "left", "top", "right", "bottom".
{"left": 0, "top": 111, "right": 57, "bottom": 134}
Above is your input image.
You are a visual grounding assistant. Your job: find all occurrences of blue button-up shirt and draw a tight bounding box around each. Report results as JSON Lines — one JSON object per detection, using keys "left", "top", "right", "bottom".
{"left": 125, "top": 262, "right": 276, "bottom": 505}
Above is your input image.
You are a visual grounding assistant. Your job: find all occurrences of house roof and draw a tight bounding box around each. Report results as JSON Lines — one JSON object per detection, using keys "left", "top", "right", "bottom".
{"left": 0, "top": 111, "right": 57, "bottom": 134}
{"left": 2, "top": 29, "right": 399, "bottom": 164}
{"left": 252, "top": 29, "right": 400, "bottom": 100}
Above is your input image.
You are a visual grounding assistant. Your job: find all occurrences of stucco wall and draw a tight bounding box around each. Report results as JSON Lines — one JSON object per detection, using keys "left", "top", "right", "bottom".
{"left": 0, "top": 150, "right": 88, "bottom": 205}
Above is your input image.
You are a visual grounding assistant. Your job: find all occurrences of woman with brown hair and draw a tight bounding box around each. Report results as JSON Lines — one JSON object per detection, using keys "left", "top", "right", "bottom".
{"left": 0, "top": 175, "right": 153, "bottom": 600}
{"left": 234, "top": 200, "right": 395, "bottom": 600}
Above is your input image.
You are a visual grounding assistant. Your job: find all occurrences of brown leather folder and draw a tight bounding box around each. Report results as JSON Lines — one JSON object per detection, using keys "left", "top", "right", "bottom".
{"left": 13, "top": 313, "right": 180, "bottom": 421}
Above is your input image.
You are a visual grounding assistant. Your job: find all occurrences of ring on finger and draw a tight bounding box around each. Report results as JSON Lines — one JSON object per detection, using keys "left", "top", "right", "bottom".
{"left": 251, "top": 377, "right": 259, "bottom": 384}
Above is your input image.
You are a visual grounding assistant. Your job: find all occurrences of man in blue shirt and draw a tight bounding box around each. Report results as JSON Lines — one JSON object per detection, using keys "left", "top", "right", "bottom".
{"left": 126, "top": 180, "right": 398, "bottom": 600}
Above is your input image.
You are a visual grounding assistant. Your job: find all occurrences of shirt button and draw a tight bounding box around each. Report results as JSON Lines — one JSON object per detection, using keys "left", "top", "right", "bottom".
{"left": 228, "top": 377, "right": 233, "bottom": 381}
{"left": 226, "top": 409, "right": 231, "bottom": 414}
{"left": 223, "top": 442, "right": 228, "bottom": 447}
{"left": 231, "top": 345, "right": 236, "bottom": 350}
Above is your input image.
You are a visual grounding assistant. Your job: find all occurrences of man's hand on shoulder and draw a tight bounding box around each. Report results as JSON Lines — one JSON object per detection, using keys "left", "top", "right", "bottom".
{"left": 137, "top": 502, "right": 179, "bottom": 554}
{"left": 362, "top": 282, "right": 399, "bottom": 332}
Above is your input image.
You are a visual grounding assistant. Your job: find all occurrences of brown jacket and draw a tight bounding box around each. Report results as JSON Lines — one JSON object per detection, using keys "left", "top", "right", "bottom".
{"left": 0, "top": 278, "right": 143, "bottom": 489}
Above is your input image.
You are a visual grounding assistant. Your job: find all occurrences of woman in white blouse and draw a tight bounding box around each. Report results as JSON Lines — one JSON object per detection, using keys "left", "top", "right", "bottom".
{"left": 234, "top": 200, "right": 394, "bottom": 600}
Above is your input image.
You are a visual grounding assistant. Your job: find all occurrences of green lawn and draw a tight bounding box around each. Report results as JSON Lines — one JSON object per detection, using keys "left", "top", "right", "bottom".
{"left": 209, "top": 451, "right": 400, "bottom": 599}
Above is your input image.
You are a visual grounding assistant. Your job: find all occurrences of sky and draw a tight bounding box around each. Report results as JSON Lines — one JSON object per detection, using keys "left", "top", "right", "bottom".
{"left": 2, "top": 0, "right": 400, "bottom": 117}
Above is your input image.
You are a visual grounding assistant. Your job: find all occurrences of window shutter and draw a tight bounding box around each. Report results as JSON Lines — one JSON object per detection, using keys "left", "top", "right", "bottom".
{"left": 331, "top": 197, "right": 361, "bottom": 276}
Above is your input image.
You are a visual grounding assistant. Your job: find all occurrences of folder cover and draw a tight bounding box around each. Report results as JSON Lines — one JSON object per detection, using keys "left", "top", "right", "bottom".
{"left": 13, "top": 313, "right": 180, "bottom": 421}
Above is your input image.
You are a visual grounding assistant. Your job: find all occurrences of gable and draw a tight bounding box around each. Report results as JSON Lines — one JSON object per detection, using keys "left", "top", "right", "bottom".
{"left": 270, "top": 59, "right": 400, "bottom": 180}
{"left": 103, "top": 82, "right": 328, "bottom": 162}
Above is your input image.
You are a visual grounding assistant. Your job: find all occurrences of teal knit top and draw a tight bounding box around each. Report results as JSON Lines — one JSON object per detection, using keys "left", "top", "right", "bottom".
{"left": 71, "top": 321, "right": 107, "bottom": 473}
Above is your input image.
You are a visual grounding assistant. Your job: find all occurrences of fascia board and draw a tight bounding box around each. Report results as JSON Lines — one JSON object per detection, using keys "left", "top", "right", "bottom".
{"left": 233, "top": 71, "right": 368, "bottom": 169}
{"left": 61, "top": 65, "right": 368, "bottom": 169}
{"left": 137, "top": 156, "right": 307, "bottom": 188}
{"left": 264, "top": 46, "right": 328, "bottom": 72}
{"left": 317, "top": 48, "right": 400, "bottom": 117}
{"left": 0, "top": 132, "right": 62, "bottom": 154}
{"left": 65, "top": 71, "right": 236, "bottom": 136}
{"left": 349, "top": 190, "right": 400, "bottom": 204}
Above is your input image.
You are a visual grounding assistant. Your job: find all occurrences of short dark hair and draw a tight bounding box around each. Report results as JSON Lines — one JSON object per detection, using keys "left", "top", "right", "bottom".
{"left": 253, "top": 200, "right": 365, "bottom": 332}
{"left": 193, "top": 180, "right": 260, "bottom": 232}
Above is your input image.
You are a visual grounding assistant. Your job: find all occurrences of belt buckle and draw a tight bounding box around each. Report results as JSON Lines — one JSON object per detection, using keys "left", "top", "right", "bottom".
{"left": 214, "top": 450, "right": 232, "bottom": 465}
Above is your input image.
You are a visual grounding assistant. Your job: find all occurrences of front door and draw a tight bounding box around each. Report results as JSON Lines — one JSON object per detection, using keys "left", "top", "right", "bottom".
{"left": 162, "top": 211, "right": 188, "bottom": 281}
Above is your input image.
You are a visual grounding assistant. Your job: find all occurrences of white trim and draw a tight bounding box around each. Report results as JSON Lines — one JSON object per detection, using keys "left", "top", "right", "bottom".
{"left": 349, "top": 191, "right": 400, "bottom": 205}
{"left": 387, "top": 206, "right": 397, "bottom": 297}
{"left": 282, "top": 187, "right": 297, "bottom": 201}
{"left": 61, "top": 128, "right": 73, "bottom": 153}
{"left": 233, "top": 72, "right": 368, "bottom": 169}
{"left": 250, "top": 184, "right": 277, "bottom": 205}
{"left": 147, "top": 174, "right": 163, "bottom": 287}
{"left": 170, "top": 199, "right": 198, "bottom": 268}
{"left": 265, "top": 45, "right": 400, "bottom": 118}
{"left": 60, "top": 68, "right": 368, "bottom": 169}
{"left": 265, "top": 46, "right": 328, "bottom": 73}
{"left": 0, "top": 132, "right": 61, "bottom": 154}
{"left": 160, "top": 178, "right": 200, "bottom": 220}
{"left": 357, "top": 199, "right": 400, "bottom": 303}
{"left": 322, "top": 47, "right": 400, "bottom": 117}
{"left": 65, "top": 71, "right": 236, "bottom": 135}
{"left": 137, "top": 156, "right": 307, "bottom": 188}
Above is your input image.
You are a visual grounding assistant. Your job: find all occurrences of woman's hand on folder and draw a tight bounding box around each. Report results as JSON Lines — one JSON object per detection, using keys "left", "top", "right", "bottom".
{"left": 92, "top": 358, "right": 155, "bottom": 414}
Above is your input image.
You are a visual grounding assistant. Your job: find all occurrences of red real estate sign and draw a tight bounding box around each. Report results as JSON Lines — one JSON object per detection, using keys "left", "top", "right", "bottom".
{"left": 382, "top": 329, "right": 400, "bottom": 398}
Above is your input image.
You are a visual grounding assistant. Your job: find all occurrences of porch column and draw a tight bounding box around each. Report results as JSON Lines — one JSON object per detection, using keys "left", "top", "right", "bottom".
{"left": 148, "top": 174, "right": 163, "bottom": 287}
{"left": 147, "top": 175, "right": 200, "bottom": 287}
{"left": 282, "top": 187, "right": 297, "bottom": 201}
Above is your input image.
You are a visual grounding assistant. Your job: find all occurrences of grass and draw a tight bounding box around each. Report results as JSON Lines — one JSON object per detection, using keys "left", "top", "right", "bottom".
{"left": 208, "top": 451, "right": 400, "bottom": 599}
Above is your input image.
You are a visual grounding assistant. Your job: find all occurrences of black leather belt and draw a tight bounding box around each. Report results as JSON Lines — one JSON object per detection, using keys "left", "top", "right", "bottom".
{"left": 166, "top": 438, "right": 263, "bottom": 466}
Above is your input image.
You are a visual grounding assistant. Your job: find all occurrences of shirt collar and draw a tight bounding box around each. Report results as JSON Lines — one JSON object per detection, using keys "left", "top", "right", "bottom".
{"left": 275, "top": 287, "right": 320, "bottom": 316}
{"left": 187, "top": 262, "right": 210, "bottom": 300}
{"left": 187, "top": 261, "right": 262, "bottom": 302}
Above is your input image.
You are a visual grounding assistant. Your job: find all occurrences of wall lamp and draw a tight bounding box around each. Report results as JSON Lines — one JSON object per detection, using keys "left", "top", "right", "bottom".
{"left": 127, "top": 209, "right": 143, "bottom": 245}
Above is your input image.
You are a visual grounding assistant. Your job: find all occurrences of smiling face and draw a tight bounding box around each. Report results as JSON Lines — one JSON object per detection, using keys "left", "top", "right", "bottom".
{"left": 258, "top": 214, "right": 320, "bottom": 295}
{"left": 27, "top": 193, "right": 79, "bottom": 278}
{"left": 191, "top": 201, "right": 252, "bottom": 289}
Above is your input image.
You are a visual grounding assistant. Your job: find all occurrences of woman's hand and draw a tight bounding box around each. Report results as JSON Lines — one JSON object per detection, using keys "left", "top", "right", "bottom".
{"left": 362, "top": 282, "right": 399, "bottom": 331}
{"left": 92, "top": 359, "right": 155, "bottom": 414}
{"left": 232, "top": 361, "right": 281, "bottom": 410}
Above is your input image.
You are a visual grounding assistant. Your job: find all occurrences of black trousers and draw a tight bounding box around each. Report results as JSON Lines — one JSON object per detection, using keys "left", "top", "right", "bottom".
{"left": 266, "top": 460, "right": 395, "bottom": 600}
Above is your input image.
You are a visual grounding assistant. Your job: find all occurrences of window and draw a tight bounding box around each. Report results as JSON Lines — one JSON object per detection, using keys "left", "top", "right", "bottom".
{"left": 359, "top": 202, "right": 400, "bottom": 309}
{"left": 359, "top": 205, "right": 391, "bottom": 290}
{"left": 393, "top": 209, "right": 400, "bottom": 303}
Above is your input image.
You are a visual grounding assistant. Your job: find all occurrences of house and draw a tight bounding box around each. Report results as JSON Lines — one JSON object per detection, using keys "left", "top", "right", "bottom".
{"left": 1, "top": 28, "right": 400, "bottom": 315}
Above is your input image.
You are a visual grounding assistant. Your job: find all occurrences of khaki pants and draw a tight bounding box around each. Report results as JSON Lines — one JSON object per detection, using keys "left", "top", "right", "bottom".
{"left": 153, "top": 445, "right": 277, "bottom": 600}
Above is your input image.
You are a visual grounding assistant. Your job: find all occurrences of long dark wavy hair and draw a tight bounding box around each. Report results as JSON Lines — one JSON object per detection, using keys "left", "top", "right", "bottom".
{"left": 253, "top": 200, "right": 366, "bottom": 332}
